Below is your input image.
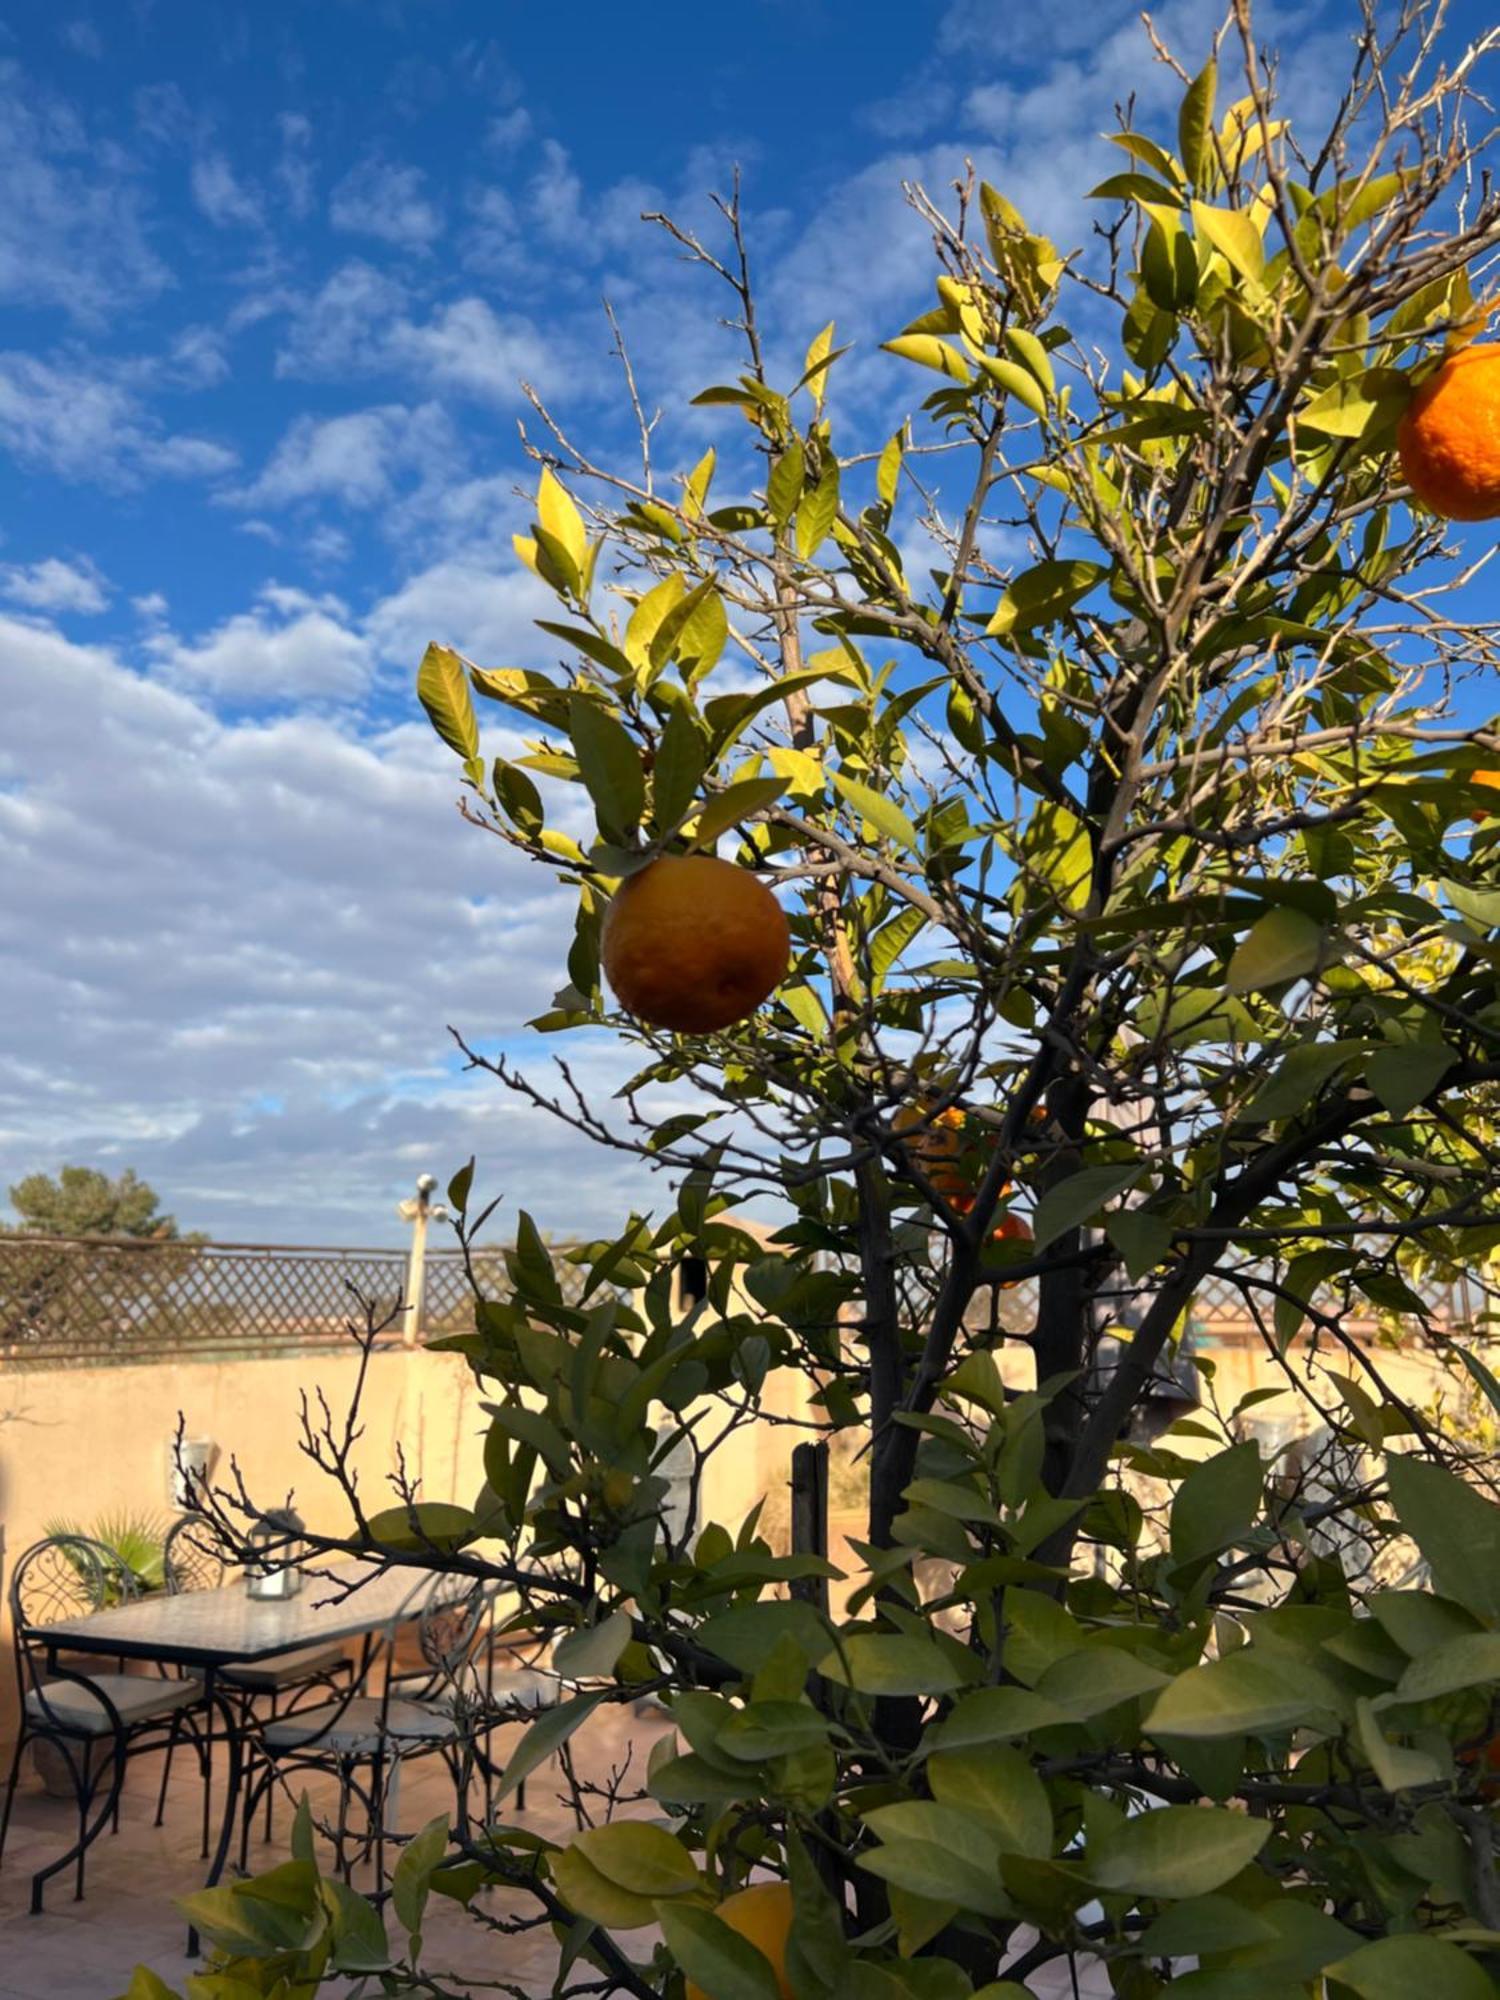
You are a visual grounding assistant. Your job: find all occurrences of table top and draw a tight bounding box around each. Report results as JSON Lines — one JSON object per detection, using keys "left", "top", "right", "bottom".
{"left": 34, "top": 1561, "right": 443, "bottom": 1669}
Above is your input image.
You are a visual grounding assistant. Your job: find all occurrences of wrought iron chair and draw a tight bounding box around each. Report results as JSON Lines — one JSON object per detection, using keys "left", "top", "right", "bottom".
{"left": 240, "top": 1572, "right": 497, "bottom": 1890}
{"left": 0, "top": 1536, "right": 209, "bottom": 1911}
{"left": 154, "top": 1513, "right": 353, "bottom": 1852}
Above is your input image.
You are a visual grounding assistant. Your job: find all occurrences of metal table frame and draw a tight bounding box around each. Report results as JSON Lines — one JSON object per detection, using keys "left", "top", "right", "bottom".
{"left": 25, "top": 1560, "right": 440, "bottom": 1948}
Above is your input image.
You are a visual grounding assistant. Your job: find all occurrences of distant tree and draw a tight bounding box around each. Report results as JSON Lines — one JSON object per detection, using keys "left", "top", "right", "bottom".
{"left": 6, "top": 1165, "right": 179, "bottom": 1239}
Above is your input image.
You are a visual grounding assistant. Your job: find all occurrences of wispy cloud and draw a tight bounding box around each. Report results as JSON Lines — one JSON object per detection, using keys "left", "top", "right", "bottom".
{"left": 0, "top": 351, "right": 236, "bottom": 485}
{"left": 329, "top": 156, "right": 444, "bottom": 249}
{"left": 190, "top": 149, "right": 264, "bottom": 229}
{"left": 0, "top": 59, "right": 169, "bottom": 322}
{"left": 0, "top": 554, "right": 110, "bottom": 614}
{"left": 145, "top": 584, "right": 373, "bottom": 701}
{"left": 230, "top": 402, "right": 455, "bottom": 511}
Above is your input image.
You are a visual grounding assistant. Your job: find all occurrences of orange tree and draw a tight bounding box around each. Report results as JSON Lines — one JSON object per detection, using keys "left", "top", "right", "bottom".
{"left": 128, "top": 7, "right": 1500, "bottom": 1998}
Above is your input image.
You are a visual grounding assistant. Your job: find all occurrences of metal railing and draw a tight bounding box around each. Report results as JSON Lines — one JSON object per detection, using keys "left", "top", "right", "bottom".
{"left": 0, "top": 1231, "right": 1481, "bottom": 1372}
{"left": 0, "top": 1236, "right": 584, "bottom": 1369}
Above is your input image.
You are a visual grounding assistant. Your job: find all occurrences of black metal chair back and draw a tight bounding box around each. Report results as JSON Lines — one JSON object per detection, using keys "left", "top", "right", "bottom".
{"left": 162, "top": 1514, "right": 228, "bottom": 1595}
{"left": 8, "top": 1535, "right": 138, "bottom": 1721}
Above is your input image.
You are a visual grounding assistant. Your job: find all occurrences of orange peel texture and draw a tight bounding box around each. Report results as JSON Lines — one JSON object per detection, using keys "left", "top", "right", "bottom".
{"left": 601, "top": 853, "right": 790, "bottom": 1034}
{"left": 1398, "top": 345, "right": 1500, "bottom": 522}
{"left": 685, "top": 1881, "right": 794, "bottom": 2000}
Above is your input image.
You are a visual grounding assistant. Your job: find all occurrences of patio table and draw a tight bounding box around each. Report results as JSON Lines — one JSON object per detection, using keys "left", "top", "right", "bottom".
{"left": 27, "top": 1558, "right": 442, "bottom": 1944}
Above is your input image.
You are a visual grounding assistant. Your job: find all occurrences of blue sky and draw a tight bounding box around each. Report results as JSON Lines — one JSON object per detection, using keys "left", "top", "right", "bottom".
{"left": 1, "top": 0, "right": 1493, "bottom": 1244}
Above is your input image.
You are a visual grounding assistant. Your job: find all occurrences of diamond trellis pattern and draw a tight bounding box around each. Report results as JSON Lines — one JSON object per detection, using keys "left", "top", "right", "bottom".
{"left": 0, "top": 1237, "right": 582, "bottom": 1370}
{"left": 0, "top": 1233, "right": 1473, "bottom": 1372}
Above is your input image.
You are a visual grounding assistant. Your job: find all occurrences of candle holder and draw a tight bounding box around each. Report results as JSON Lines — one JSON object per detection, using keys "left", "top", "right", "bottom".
{"left": 246, "top": 1508, "right": 306, "bottom": 1600}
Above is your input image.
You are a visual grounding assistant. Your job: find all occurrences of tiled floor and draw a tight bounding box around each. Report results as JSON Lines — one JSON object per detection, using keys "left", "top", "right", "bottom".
{"left": 0, "top": 1709, "right": 1109, "bottom": 1997}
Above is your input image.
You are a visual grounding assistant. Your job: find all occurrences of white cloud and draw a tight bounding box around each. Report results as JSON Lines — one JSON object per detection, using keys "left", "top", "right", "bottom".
{"left": 387, "top": 297, "right": 546, "bottom": 404}
{"left": 0, "top": 614, "right": 649, "bottom": 1242}
{"left": 365, "top": 558, "right": 556, "bottom": 671}
{"left": 61, "top": 19, "right": 104, "bottom": 59}
{"left": 486, "top": 108, "right": 532, "bottom": 153}
{"left": 146, "top": 585, "right": 373, "bottom": 701}
{"left": 0, "top": 352, "right": 237, "bottom": 486}
{"left": 329, "top": 157, "right": 444, "bottom": 249}
{"left": 231, "top": 402, "right": 455, "bottom": 511}
{"left": 0, "top": 60, "right": 168, "bottom": 322}
{"left": 0, "top": 555, "right": 109, "bottom": 614}
{"left": 191, "top": 150, "right": 263, "bottom": 229}
{"left": 274, "top": 260, "right": 409, "bottom": 378}
{"left": 276, "top": 112, "right": 315, "bottom": 218}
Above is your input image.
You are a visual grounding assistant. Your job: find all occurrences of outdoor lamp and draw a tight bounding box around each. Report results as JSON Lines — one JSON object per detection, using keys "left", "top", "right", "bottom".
{"left": 246, "top": 1507, "right": 306, "bottom": 1600}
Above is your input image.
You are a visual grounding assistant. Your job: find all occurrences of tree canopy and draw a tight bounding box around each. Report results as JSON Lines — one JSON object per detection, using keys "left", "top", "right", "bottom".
{"left": 137, "top": 6, "right": 1500, "bottom": 1997}
{"left": 7, "top": 1164, "right": 179, "bottom": 1239}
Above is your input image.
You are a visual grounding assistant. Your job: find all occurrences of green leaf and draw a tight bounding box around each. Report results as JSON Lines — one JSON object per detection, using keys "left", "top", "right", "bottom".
{"left": 1192, "top": 200, "right": 1265, "bottom": 283}
{"left": 1081, "top": 1805, "right": 1266, "bottom": 1901}
{"left": 687, "top": 776, "right": 788, "bottom": 852}
{"left": 653, "top": 704, "right": 708, "bottom": 831}
{"left": 928, "top": 1686, "right": 1069, "bottom": 1749}
{"left": 1146, "top": 1649, "right": 1328, "bottom": 1739}
{"left": 1242, "top": 1041, "right": 1362, "bottom": 1123}
{"left": 699, "top": 1600, "right": 831, "bottom": 1673}
{"left": 819, "top": 1632, "right": 967, "bottom": 1697}
{"left": 986, "top": 560, "right": 1106, "bottom": 638}
{"left": 1032, "top": 1165, "right": 1140, "bottom": 1252}
{"left": 1301, "top": 367, "right": 1409, "bottom": 440}
{"left": 1386, "top": 1454, "right": 1500, "bottom": 1622}
{"left": 417, "top": 643, "right": 480, "bottom": 764}
{"left": 857, "top": 1839, "right": 1011, "bottom": 1919}
{"left": 831, "top": 768, "right": 919, "bottom": 852}
{"left": 657, "top": 1900, "right": 784, "bottom": 2000}
{"left": 1326, "top": 1934, "right": 1497, "bottom": 2000}
{"left": 1002, "top": 326, "right": 1056, "bottom": 396}
{"left": 1365, "top": 1041, "right": 1454, "bottom": 1118}
{"left": 366, "top": 1501, "right": 477, "bottom": 1554}
{"left": 552, "top": 1610, "right": 633, "bottom": 1681}
{"left": 624, "top": 573, "right": 687, "bottom": 673}
{"left": 569, "top": 694, "right": 645, "bottom": 835}
{"left": 391, "top": 1813, "right": 449, "bottom": 1947}
{"left": 978, "top": 355, "right": 1047, "bottom": 416}
{"left": 876, "top": 429, "right": 904, "bottom": 509}
{"left": 571, "top": 1821, "right": 699, "bottom": 1899}
{"left": 1178, "top": 59, "right": 1219, "bottom": 187}
{"left": 882, "top": 333, "right": 972, "bottom": 382}
{"left": 538, "top": 468, "right": 588, "bottom": 573}
{"left": 928, "top": 1746, "right": 1053, "bottom": 1859}
{"left": 1106, "top": 1211, "right": 1174, "bottom": 1279}
{"left": 1170, "top": 1442, "right": 1262, "bottom": 1568}
{"left": 862, "top": 1800, "right": 1001, "bottom": 1873}
{"left": 1444, "top": 876, "right": 1500, "bottom": 930}
{"left": 767, "top": 440, "right": 805, "bottom": 529}
{"left": 116, "top": 1974, "right": 182, "bottom": 2000}
{"left": 795, "top": 463, "right": 840, "bottom": 560}
{"left": 1392, "top": 1630, "right": 1500, "bottom": 1704}
{"left": 1354, "top": 1697, "right": 1444, "bottom": 1792}
{"left": 1016, "top": 799, "right": 1093, "bottom": 913}
{"left": 494, "top": 1690, "right": 608, "bottom": 1803}
{"left": 551, "top": 1846, "right": 658, "bottom": 1929}
{"left": 801, "top": 321, "right": 838, "bottom": 413}
{"left": 1226, "top": 906, "right": 1325, "bottom": 994}
{"left": 1035, "top": 1646, "right": 1169, "bottom": 1720}
{"left": 717, "top": 1701, "right": 830, "bottom": 1762}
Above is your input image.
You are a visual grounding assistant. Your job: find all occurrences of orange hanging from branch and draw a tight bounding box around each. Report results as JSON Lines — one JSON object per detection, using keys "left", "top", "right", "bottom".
{"left": 1398, "top": 345, "right": 1500, "bottom": 521}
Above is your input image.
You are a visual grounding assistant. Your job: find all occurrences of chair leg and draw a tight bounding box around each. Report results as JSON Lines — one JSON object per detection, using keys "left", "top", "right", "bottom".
{"left": 153, "top": 1712, "right": 181, "bottom": 1828}
{"left": 263, "top": 1690, "right": 277, "bottom": 1845}
{"left": 372, "top": 1751, "right": 386, "bottom": 1896}
{"left": 0, "top": 1725, "right": 28, "bottom": 1866}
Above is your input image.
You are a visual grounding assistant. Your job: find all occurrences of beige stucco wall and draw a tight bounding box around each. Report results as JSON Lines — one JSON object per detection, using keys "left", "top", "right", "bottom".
{"left": 0, "top": 1343, "right": 489, "bottom": 1754}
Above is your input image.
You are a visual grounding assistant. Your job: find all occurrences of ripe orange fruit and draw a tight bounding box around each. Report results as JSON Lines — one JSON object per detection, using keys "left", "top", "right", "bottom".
{"left": 1397, "top": 345, "right": 1500, "bottom": 521}
{"left": 601, "top": 854, "right": 790, "bottom": 1034}
{"left": 1470, "top": 769, "right": 1500, "bottom": 821}
{"left": 685, "top": 1881, "right": 794, "bottom": 2000}
{"left": 992, "top": 1211, "right": 1033, "bottom": 1245}
{"left": 894, "top": 1100, "right": 970, "bottom": 1199}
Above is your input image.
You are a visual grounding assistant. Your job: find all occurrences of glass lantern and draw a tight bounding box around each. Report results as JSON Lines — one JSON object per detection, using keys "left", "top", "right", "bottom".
{"left": 246, "top": 1507, "right": 306, "bottom": 1600}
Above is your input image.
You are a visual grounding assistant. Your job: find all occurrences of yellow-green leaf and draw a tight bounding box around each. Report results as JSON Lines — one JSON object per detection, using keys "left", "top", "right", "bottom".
{"left": 537, "top": 467, "right": 587, "bottom": 573}
{"left": 882, "top": 334, "right": 972, "bottom": 383}
{"left": 416, "top": 643, "right": 479, "bottom": 764}
{"left": 978, "top": 356, "right": 1047, "bottom": 417}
